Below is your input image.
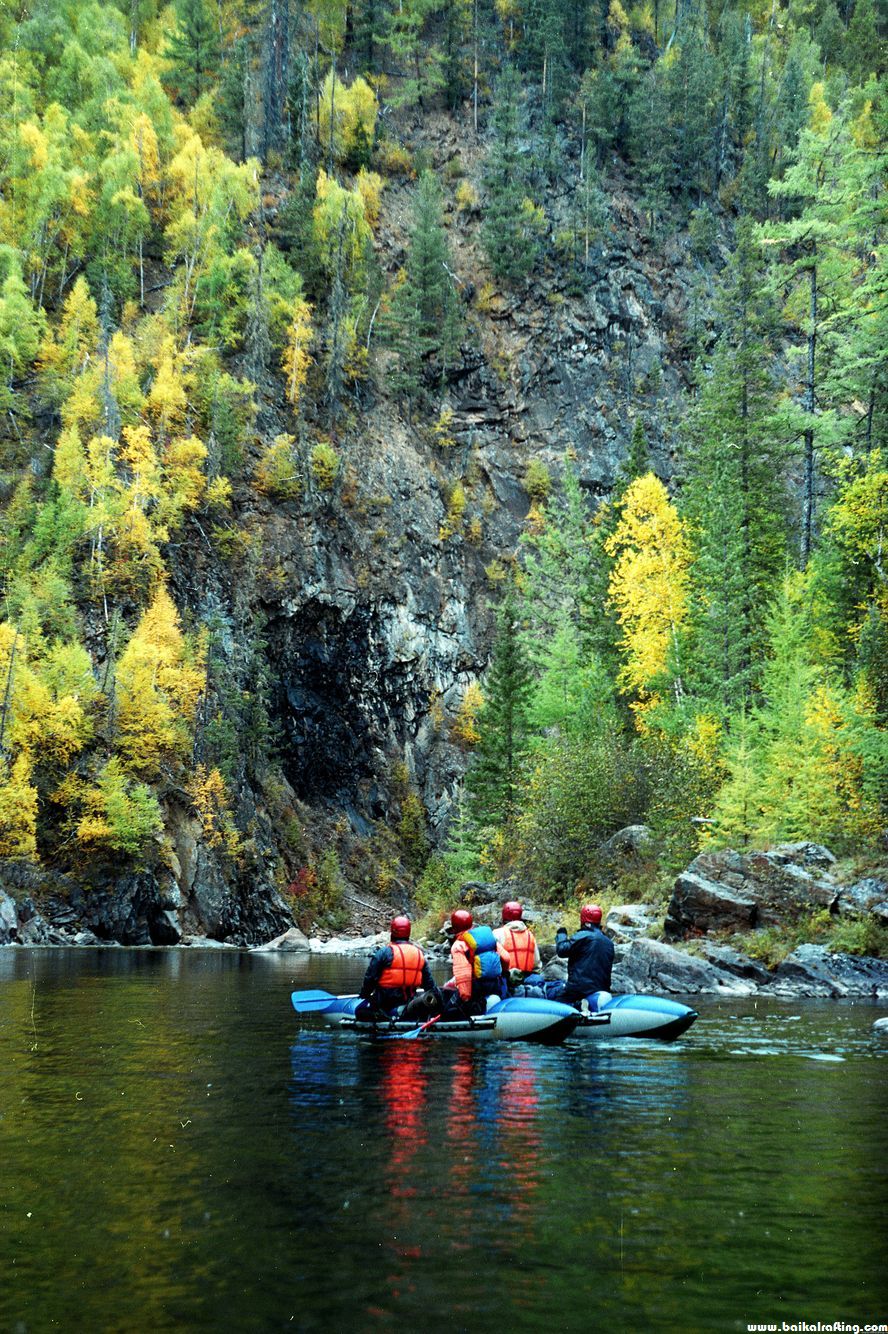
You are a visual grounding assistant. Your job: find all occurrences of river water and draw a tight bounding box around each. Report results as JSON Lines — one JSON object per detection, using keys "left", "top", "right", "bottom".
{"left": 1, "top": 948, "right": 886, "bottom": 1333}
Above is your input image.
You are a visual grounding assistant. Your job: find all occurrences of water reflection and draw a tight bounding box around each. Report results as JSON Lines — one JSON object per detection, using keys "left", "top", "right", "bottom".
{"left": 3, "top": 953, "right": 887, "bottom": 1333}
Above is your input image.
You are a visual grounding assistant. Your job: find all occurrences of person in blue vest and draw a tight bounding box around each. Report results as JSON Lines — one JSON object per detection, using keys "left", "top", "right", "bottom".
{"left": 356, "top": 915, "right": 442, "bottom": 1018}
{"left": 444, "top": 909, "right": 509, "bottom": 1015}
{"left": 552, "top": 904, "right": 615, "bottom": 1007}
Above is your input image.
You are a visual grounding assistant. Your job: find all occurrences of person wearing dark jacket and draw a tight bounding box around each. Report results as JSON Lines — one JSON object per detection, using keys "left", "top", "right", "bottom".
{"left": 553, "top": 904, "right": 614, "bottom": 1004}
{"left": 356, "top": 915, "right": 442, "bottom": 1018}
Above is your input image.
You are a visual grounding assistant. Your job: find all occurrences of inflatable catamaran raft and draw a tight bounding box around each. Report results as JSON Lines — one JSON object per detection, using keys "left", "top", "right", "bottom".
{"left": 290, "top": 990, "right": 698, "bottom": 1043}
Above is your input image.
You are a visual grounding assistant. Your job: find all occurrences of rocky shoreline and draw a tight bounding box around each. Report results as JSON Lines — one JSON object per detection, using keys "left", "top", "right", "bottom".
{"left": 3, "top": 839, "right": 887, "bottom": 1003}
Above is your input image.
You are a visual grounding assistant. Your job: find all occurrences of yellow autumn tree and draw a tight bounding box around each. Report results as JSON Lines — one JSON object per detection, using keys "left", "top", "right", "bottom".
{"left": 604, "top": 472, "right": 691, "bottom": 711}
{"left": 282, "top": 299, "right": 313, "bottom": 411}
{"left": 37, "top": 276, "right": 100, "bottom": 410}
{"left": 115, "top": 585, "right": 205, "bottom": 777}
{"left": 0, "top": 754, "right": 38, "bottom": 859}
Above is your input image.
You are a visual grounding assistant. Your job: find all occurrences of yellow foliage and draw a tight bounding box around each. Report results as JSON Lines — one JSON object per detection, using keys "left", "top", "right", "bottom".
{"left": 0, "top": 623, "right": 94, "bottom": 767}
{"left": 147, "top": 342, "right": 188, "bottom": 436}
{"left": 116, "top": 586, "right": 206, "bottom": 776}
{"left": 315, "top": 72, "right": 378, "bottom": 164}
{"left": 38, "top": 276, "right": 100, "bottom": 401}
{"left": 313, "top": 170, "right": 372, "bottom": 280}
{"left": 451, "top": 682, "right": 484, "bottom": 746}
{"left": 188, "top": 764, "right": 242, "bottom": 856}
{"left": 355, "top": 168, "right": 384, "bottom": 227}
{"left": 809, "top": 82, "right": 833, "bottom": 135}
{"left": 0, "top": 754, "right": 38, "bottom": 860}
{"left": 130, "top": 111, "right": 162, "bottom": 208}
{"left": 605, "top": 472, "right": 691, "bottom": 702}
{"left": 282, "top": 299, "right": 314, "bottom": 410}
{"left": 439, "top": 481, "right": 467, "bottom": 541}
{"left": 256, "top": 434, "right": 302, "bottom": 499}
{"left": 19, "top": 121, "right": 49, "bottom": 171}
{"left": 157, "top": 434, "right": 208, "bottom": 529}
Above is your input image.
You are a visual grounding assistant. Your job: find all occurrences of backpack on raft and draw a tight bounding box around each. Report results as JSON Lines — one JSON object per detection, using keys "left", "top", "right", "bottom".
{"left": 462, "top": 925, "right": 503, "bottom": 981}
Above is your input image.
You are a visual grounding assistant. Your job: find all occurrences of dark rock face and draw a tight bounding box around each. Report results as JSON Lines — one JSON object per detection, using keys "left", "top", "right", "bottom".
{"left": 772, "top": 945, "right": 888, "bottom": 999}
{"left": 274, "top": 600, "right": 379, "bottom": 806}
{"left": 666, "top": 846, "right": 839, "bottom": 938}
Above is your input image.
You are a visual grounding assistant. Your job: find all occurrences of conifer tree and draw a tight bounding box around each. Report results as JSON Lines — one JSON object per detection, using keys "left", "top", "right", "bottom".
{"left": 681, "top": 218, "right": 785, "bottom": 711}
{"left": 164, "top": 0, "right": 221, "bottom": 105}
{"left": 386, "top": 172, "right": 462, "bottom": 405}
{"left": 465, "top": 589, "right": 533, "bottom": 838}
{"left": 481, "top": 66, "right": 541, "bottom": 282}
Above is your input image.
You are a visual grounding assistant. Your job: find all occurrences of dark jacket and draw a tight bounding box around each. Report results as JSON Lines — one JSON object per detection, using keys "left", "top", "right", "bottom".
{"left": 555, "top": 925, "right": 614, "bottom": 1001}
{"left": 360, "top": 943, "right": 441, "bottom": 1014}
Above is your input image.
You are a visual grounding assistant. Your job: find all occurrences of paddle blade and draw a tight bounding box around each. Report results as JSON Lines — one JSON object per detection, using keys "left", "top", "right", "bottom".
{"left": 381, "top": 1013, "right": 443, "bottom": 1040}
{"left": 290, "top": 989, "right": 340, "bottom": 1013}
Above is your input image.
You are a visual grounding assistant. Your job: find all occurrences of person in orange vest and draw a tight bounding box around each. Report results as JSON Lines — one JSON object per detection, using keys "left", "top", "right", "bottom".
{"left": 357, "top": 915, "right": 442, "bottom": 1018}
{"left": 444, "top": 909, "right": 510, "bottom": 1015}
{"left": 493, "top": 900, "right": 542, "bottom": 988}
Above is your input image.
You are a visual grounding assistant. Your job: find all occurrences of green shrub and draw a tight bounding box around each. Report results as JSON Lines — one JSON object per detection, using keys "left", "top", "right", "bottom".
{"left": 310, "top": 441, "right": 340, "bottom": 491}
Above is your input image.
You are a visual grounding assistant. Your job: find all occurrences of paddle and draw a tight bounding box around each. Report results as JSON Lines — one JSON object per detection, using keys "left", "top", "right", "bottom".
{"left": 291, "top": 989, "right": 356, "bottom": 1013}
{"left": 380, "top": 1012, "right": 443, "bottom": 1040}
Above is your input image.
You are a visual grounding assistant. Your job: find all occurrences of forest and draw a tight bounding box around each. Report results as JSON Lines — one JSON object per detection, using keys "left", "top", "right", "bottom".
{"left": 0, "top": 0, "right": 885, "bottom": 935}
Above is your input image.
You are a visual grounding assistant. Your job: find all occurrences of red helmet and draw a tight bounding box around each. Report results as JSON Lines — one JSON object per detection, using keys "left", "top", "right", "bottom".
{"left": 390, "top": 915, "right": 411, "bottom": 941}
{"left": 450, "top": 909, "right": 473, "bottom": 933}
{"left": 502, "top": 900, "right": 523, "bottom": 923}
{"left": 580, "top": 903, "right": 603, "bottom": 927}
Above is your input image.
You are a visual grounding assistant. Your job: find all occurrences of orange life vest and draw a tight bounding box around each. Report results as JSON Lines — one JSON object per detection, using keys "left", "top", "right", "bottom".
{"left": 502, "top": 924, "right": 537, "bottom": 974}
{"left": 378, "top": 941, "right": 425, "bottom": 993}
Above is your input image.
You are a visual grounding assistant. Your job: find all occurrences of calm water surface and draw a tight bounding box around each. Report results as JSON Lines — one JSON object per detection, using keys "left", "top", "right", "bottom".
{"left": 1, "top": 948, "right": 886, "bottom": 1333}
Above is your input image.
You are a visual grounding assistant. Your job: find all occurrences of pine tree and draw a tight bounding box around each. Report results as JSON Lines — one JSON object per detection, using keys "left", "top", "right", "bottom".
{"left": 465, "top": 589, "right": 534, "bottom": 837}
{"left": 481, "top": 66, "right": 541, "bottom": 282}
{"left": 681, "top": 218, "right": 786, "bottom": 711}
{"left": 164, "top": 0, "right": 221, "bottom": 105}
{"left": 386, "top": 171, "right": 462, "bottom": 406}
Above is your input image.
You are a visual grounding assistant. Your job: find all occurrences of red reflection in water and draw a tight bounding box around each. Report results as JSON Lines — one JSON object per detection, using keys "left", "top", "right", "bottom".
{"left": 379, "top": 1042, "right": 429, "bottom": 1182}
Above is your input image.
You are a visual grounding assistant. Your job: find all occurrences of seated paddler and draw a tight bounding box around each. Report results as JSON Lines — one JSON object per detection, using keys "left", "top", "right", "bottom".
{"left": 444, "top": 909, "right": 510, "bottom": 1015}
{"left": 356, "top": 915, "right": 442, "bottom": 1019}
{"left": 551, "top": 903, "right": 615, "bottom": 1009}
{"left": 493, "top": 899, "right": 542, "bottom": 989}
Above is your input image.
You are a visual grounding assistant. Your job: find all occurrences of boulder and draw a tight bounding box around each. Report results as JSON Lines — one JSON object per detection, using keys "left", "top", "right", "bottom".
{"left": 612, "top": 938, "right": 757, "bottom": 996}
{"left": 771, "top": 944, "right": 888, "bottom": 999}
{"left": 768, "top": 842, "right": 836, "bottom": 869}
{"left": 666, "top": 845, "right": 839, "bottom": 938}
{"left": 16, "top": 897, "right": 52, "bottom": 946}
{"left": 0, "top": 889, "right": 18, "bottom": 944}
{"left": 837, "top": 878, "right": 888, "bottom": 918}
{"left": 873, "top": 1018, "right": 888, "bottom": 1036}
{"left": 666, "top": 871, "right": 758, "bottom": 936}
{"left": 308, "top": 931, "right": 387, "bottom": 955}
{"left": 605, "top": 903, "right": 660, "bottom": 943}
{"left": 252, "top": 926, "right": 311, "bottom": 953}
{"left": 698, "top": 943, "right": 772, "bottom": 986}
{"left": 599, "top": 825, "right": 658, "bottom": 859}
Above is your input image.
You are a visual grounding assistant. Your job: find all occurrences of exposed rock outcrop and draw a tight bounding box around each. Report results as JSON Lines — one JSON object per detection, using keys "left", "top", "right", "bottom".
{"left": 612, "top": 938, "right": 757, "bottom": 996}
{"left": 666, "top": 844, "right": 840, "bottom": 938}
{"left": 771, "top": 945, "right": 888, "bottom": 999}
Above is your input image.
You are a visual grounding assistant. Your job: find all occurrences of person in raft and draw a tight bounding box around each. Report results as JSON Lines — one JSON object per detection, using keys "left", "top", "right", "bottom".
{"left": 493, "top": 900, "right": 542, "bottom": 989}
{"left": 356, "top": 915, "right": 442, "bottom": 1019}
{"left": 552, "top": 904, "right": 615, "bottom": 1010}
{"left": 444, "top": 909, "right": 510, "bottom": 1016}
